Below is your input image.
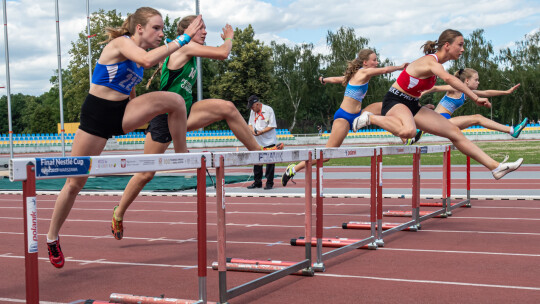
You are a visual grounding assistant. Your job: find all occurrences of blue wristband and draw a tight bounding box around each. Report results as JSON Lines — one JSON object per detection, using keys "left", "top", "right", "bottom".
{"left": 175, "top": 33, "right": 191, "bottom": 47}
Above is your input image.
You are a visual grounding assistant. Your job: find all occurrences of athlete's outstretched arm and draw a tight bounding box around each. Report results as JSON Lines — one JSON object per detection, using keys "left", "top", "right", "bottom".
{"left": 362, "top": 62, "right": 408, "bottom": 78}
{"left": 182, "top": 23, "right": 234, "bottom": 60}
{"left": 475, "top": 83, "right": 521, "bottom": 98}
{"left": 420, "top": 85, "right": 454, "bottom": 97}
{"left": 319, "top": 76, "right": 345, "bottom": 84}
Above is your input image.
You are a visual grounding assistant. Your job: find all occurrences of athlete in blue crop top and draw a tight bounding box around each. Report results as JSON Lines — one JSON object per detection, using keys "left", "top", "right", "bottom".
{"left": 411, "top": 67, "right": 526, "bottom": 145}
{"left": 45, "top": 9, "right": 203, "bottom": 269}
{"left": 281, "top": 49, "right": 408, "bottom": 187}
{"left": 91, "top": 52, "right": 144, "bottom": 95}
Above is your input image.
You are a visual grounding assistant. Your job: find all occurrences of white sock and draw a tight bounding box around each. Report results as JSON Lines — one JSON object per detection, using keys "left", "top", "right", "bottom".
{"left": 291, "top": 167, "right": 296, "bottom": 174}
{"left": 47, "top": 237, "right": 58, "bottom": 243}
{"left": 509, "top": 126, "right": 514, "bottom": 135}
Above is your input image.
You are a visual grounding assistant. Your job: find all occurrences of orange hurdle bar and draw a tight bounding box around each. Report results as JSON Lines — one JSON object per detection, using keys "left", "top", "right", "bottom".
{"left": 110, "top": 293, "right": 217, "bottom": 304}
{"left": 291, "top": 236, "right": 372, "bottom": 249}
{"left": 419, "top": 202, "right": 467, "bottom": 208}
{"left": 210, "top": 258, "right": 311, "bottom": 276}
{"left": 383, "top": 210, "right": 445, "bottom": 218}
{"left": 342, "top": 221, "right": 416, "bottom": 231}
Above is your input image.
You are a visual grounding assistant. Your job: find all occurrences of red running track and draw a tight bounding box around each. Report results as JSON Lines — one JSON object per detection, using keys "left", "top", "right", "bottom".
{"left": 1, "top": 193, "right": 540, "bottom": 303}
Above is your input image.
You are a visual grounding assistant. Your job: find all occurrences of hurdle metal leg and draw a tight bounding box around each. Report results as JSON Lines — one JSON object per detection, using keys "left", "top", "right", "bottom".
{"left": 22, "top": 163, "right": 39, "bottom": 304}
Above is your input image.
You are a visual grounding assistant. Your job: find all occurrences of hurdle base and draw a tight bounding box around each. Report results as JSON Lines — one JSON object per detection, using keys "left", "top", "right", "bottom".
{"left": 109, "top": 293, "right": 215, "bottom": 304}
{"left": 211, "top": 259, "right": 314, "bottom": 276}
{"left": 367, "top": 242, "right": 378, "bottom": 250}
{"left": 419, "top": 202, "right": 468, "bottom": 208}
{"left": 291, "top": 237, "right": 371, "bottom": 249}
{"left": 383, "top": 210, "right": 447, "bottom": 218}
{"left": 343, "top": 221, "right": 417, "bottom": 231}
{"left": 312, "top": 262, "right": 325, "bottom": 272}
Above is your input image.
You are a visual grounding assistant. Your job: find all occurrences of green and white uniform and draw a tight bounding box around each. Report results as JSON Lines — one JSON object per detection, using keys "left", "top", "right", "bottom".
{"left": 146, "top": 56, "right": 198, "bottom": 143}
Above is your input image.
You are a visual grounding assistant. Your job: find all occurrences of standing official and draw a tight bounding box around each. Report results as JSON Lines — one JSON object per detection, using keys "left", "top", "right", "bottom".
{"left": 247, "top": 95, "right": 283, "bottom": 190}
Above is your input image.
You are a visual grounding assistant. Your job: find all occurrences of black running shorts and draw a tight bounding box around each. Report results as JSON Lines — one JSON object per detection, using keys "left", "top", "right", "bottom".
{"left": 146, "top": 113, "right": 172, "bottom": 143}
{"left": 381, "top": 87, "right": 423, "bottom": 116}
{"left": 79, "top": 94, "right": 130, "bottom": 139}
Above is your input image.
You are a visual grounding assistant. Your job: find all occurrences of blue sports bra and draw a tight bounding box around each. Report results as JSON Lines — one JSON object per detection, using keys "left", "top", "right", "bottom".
{"left": 438, "top": 92, "right": 466, "bottom": 114}
{"left": 344, "top": 81, "right": 369, "bottom": 103}
{"left": 91, "top": 37, "right": 144, "bottom": 95}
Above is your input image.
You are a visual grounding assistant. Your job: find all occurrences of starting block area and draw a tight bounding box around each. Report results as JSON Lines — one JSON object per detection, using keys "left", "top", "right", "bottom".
{"left": 4, "top": 145, "right": 540, "bottom": 303}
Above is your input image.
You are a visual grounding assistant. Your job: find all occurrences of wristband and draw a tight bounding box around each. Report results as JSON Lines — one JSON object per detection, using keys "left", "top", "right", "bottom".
{"left": 175, "top": 33, "right": 191, "bottom": 47}
{"left": 225, "top": 37, "right": 233, "bottom": 42}
{"left": 321, "top": 77, "right": 325, "bottom": 84}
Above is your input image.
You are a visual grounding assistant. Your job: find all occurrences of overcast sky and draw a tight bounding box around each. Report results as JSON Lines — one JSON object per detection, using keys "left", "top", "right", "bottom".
{"left": 0, "top": 0, "right": 539, "bottom": 96}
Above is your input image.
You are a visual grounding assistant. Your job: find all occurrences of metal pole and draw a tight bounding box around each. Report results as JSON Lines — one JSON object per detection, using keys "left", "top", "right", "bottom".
{"left": 86, "top": 0, "right": 92, "bottom": 86}
{"left": 2, "top": 0, "right": 14, "bottom": 158}
{"left": 55, "top": 0, "right": 66, "bottom": 156}
{"left": 195, "top": 0, "right": 203, "bottom": 131}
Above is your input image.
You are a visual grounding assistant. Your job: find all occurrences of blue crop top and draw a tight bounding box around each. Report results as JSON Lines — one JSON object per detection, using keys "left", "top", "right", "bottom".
{"left": 91, "top": 37, "right": 145, "bottom": 95}
{"left": 438, "top": 92, "right": 466, "bottom": 114}
{"left": 344, "top": 81, "right": 369, "bottom": 103}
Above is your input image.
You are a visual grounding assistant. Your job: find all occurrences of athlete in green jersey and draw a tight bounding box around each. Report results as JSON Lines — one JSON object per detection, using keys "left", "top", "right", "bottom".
{"left": 111, "top": 16, "right": 283, "bottom": 239}
{"left": 160, "top": 55, "right": 197, "bottom": 116}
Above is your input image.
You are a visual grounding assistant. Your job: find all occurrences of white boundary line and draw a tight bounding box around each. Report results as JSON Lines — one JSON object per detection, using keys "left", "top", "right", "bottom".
{"left": 0, "top": 190, "right": 539, "bottom": 200}
{"left": 317, "top": 273, "right": 540, "bottom": 291}
{"left": 1, "top": 254, "right": 539, "bottom": 292}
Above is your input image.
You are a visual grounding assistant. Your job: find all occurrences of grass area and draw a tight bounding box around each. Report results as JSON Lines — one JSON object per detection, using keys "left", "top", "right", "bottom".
{"left": 278, "top": 140, "right": 539, "bottom": 166}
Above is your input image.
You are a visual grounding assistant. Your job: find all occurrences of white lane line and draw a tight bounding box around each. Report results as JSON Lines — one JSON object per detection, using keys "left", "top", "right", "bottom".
{"left": 379, "top": 247, "right": 540, "bottom": 258}
{"left": 2, "top": 231, "right": 540, "bottom": 258}
{"left": 1, "top": 254, "right": 539, "bottom": 293}
{"left": 421, "top": 229, "right": 540, "bottom": 236}
{"left": 317, "top": 273, "right": 540, "bottom": 291}
{"left": 450, "top": 216, "right": 540, "bottom": 221}
{"left": 0, "top": 298, "right": 63, "bottom": 304}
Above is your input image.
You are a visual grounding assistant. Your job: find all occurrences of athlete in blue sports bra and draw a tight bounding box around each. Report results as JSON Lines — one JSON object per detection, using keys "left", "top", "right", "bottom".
{"left": 281, "top": 49, "right": 407, "bottom": 186}
{"left": 411, "top": 67, "right": 526, "bottom": 145}
{"left": 91, "top": 51, "right": 144, "bottom": 96}
{"left": 45, "top": 9, "right": 203, "bottom": 269}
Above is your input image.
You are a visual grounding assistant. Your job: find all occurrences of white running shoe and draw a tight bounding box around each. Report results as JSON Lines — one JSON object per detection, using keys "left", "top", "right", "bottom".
{"left": 352, "top": 111, "right": 372, "bottom": 132}
{"left": 492, "top": 158, "right": 523, "bottom": 180}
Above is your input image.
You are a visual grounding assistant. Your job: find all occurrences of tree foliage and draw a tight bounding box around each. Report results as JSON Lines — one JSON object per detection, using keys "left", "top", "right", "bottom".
{"left": 209, "top": 25, "right": 272, "bottom": 120}
{"left": 1, "top": 10, "right": 538, "bottom": 135}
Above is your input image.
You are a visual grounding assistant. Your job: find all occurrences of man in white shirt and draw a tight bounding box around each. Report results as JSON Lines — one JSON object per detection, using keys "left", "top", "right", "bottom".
{"left": 247, "top": 95, "right": 283, "bottom": 190}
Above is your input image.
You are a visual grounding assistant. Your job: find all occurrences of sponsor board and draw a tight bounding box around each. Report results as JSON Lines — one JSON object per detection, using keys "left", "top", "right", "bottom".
{"left": 26, "top": 197, "right": 38, "bottom": 253}
{"left": 258, "top": 151, "right": 284, "bottom": 163}
{"left": 35, "top": 157, "right": 91, "bottom": 178}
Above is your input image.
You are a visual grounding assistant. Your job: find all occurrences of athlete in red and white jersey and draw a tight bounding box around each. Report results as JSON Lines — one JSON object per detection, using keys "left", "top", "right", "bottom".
{"left": 352, "top": 29, "right": 522, "bottom": 180}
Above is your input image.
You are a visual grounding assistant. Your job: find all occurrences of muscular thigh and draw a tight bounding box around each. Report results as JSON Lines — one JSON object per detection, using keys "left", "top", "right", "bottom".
{"left": 386, "top": 103, "right": 416, "bottom": 129}
{"left": 326, "top": 119, "right": 350, "bottom": 148}
{"left": 187, "top": 99, "right": 234, "bottom": 131}
{"left": 447, "top": 116, "right": 475, "bottom": 130}
{"left": 414, "top": 107, "right": 460, "bottom": 136}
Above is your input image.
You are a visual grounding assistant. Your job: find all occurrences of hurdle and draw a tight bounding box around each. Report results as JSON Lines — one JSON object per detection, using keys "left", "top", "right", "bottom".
{"left": 290, "top": 147, "right": 378, "bottom": 272}
{"left": 10, "top": 152, "right": 212, "bottom": 304}
{"left": 381, "top": 146, "right": 471, "bottom": 217}
{"left": 212, "top": 149, "right": 314, "bottom": 304}
{"left": 372, "top": 145, "right": 472, "bottom": 246}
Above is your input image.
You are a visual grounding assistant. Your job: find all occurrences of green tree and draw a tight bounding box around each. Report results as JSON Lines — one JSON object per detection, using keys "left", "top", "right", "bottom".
{"left": 270, "top": 42, "right": 323, "bottom": 131}
{"left": 209, "top": 25, "right": 272, "bottom": 120}
{"left": 0, "top": 93, "right": 31, "bottom": 133}
{"left": 497, "top": 29, "right": 540, "bottom": 123}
